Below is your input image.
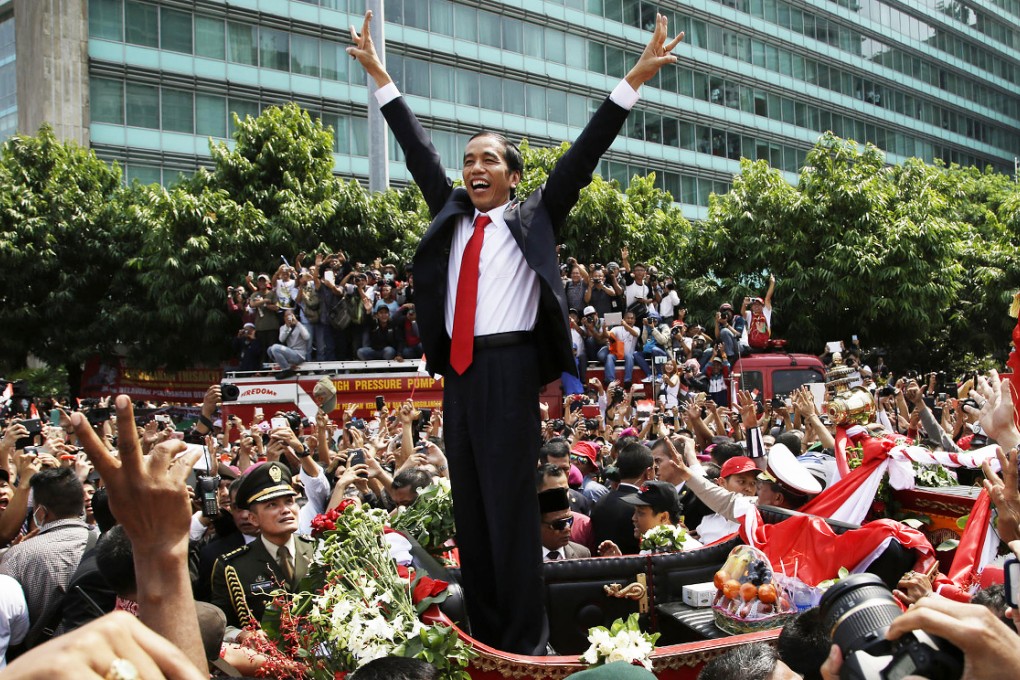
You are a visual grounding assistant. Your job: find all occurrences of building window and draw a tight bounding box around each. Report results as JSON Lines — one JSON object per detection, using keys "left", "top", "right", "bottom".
{"left": 227, "top": 22, "right": 258, "bottom": 66}
{"left": 194, "top": 16, "right": 225, "bottom": 60}
{"left": 161, "top": 88, "right": 194, "bottom": 133}
{"left": 91, "top": 77, "right": 124, "bottom": 124}
{"left": 126, "top": 82, "right": 159, "bottom": 128}
{"left": 291, "top": 34, "right": 320, "bottom": 77}
{"left": 196, "top": 93, "right": 227, "bottom": 138}
{"left": 259, "top": 28, "right": 290, "bottom": 72}
{"left": 89, "top": 0, "right": 123, "bottom": 41}
{"left": 124, "top": 1, "right": 158, "bottom": 48}
{"left": 160, "top": 8, "right": 192, "bottom": 54}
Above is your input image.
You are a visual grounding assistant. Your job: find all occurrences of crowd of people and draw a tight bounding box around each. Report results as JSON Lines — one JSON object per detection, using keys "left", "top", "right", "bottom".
{"left": 227, "top": 253, "right": 423, "bottom": 377}
{"left": 0, "top": 356, "right": 1017, "bottom": 677}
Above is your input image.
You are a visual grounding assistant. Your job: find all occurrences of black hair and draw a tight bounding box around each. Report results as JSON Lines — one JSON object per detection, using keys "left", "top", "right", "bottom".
{"left": 697, "top": 642, "right": 779, "bottom": 680}
{"left": 392, "top": 468, "right": 432, "bottom": 493}
{"left": 971, "top": 584, "right": 1012, "bottom": 629}
{"left": 92, "top": 486, "right": 117, "bottom": 534}
{"left": 349, "top": 657, "right": 440, "bottom": 680}
{"left": 775, "top": 431, "right": 804, "bottom": 455}
{"left": 710, "top": 441, "right": 744, "bottom": 467}
{"left": 777, "top": 608, "right": 829, "bottom": 680}
{"left": 762, "top": 479, "right": 810, "bottom": 509}
{"left": 96, "top": 525, "right": 136, "bottom": 597}
{"left": 467, "top": 130, "right": 524, "bottom": 180}
{"left": 616, "top": 442, "right": 654, "bottom": 481}
{"left": 536, "top": 463, "right": 566, "bottom": 490}
{"left": 539, "top": 437, "right": 570, "bottom": 462}
{"left": 30, "top": 467, "right": 84, "bottom": 519}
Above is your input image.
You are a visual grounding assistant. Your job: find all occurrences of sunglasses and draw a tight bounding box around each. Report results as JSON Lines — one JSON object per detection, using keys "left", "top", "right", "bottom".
{"left": 570, "top": 455, "right": 592, "bottom": 464}
{"left": 543, "top": 516, "right": 574, "bottom": 531}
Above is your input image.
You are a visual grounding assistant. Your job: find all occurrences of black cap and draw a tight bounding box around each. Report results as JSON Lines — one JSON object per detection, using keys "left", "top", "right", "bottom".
{"left": 235, "top": 462, "right": 295, "bottom": 510}
{"left": 620, "top": 480, "right": 680, "bottom": 517}
{"left": 538, "top": 487, "right": 570, "bottom": 514}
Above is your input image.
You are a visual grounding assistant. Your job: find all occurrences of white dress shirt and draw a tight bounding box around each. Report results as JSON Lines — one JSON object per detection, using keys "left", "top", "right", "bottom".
{"left": 0, "top": 575, "right": 28, "bottom": 668}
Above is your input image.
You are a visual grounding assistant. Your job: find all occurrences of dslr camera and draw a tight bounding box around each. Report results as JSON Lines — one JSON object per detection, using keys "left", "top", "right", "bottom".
{"left": 819, "top": 573, "right": 962, "bottom": 680}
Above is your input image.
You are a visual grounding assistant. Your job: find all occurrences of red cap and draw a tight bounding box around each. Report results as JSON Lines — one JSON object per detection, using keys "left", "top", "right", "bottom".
{"left": 719, "top": 456, "right": 757, "bottom": 478}
{"left": 570, "top": 441, "right": 599, "bottom": 466}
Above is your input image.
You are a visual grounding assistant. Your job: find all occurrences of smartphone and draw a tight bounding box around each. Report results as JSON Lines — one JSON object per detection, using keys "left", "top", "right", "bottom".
{"left": 1006, "top": 557, "right": 1019, "bottom": 607}
{"left": 375, "top": 395, "right": 385, "bottom": 411}
{"left": 938, "top": 392, "right": 947, "bottom": 402}
{"left": 417, "top": 408, "right": 432, "bottom": 437}
{"left": 851, "top": 334, "right": 858, "bottom": 343}
{"left": 16, "top": 419, "right": 42, "bottom": 449}
{"left": 49, "top": 409, "right": 62, "bottom": 427}
{"left": 254, "top": 407, "right": 264, "bottom": 418}
{"left": 582, "top": 404, "right": 600, "bottom": 418}
{"left": 349, "top": 448, "right": 368, "bottom": 478}
{"left": 155, "top": 414, "right": 172, "bottom": 426}
{"left": 271, "top": 416, "right": 289, "bottom": 431}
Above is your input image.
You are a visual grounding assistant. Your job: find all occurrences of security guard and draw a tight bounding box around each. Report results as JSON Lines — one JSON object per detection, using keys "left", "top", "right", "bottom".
{"left": 210, "top": 461, "right": 316, "bottom": 641}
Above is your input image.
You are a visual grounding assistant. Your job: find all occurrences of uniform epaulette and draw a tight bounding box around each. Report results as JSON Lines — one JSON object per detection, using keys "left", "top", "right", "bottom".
{"left": 222, "top": 543, "right": 251, "bottom": 561}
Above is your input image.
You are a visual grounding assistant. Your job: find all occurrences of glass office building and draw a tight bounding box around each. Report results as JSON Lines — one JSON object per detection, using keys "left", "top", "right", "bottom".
{"left": 21, "top": 0, "right": 1020, "bottom": 218}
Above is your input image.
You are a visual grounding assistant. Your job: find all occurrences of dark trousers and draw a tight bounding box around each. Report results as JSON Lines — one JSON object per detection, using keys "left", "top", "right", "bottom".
{"left": 443, "top": 341, "right": 547, "bottom": 655}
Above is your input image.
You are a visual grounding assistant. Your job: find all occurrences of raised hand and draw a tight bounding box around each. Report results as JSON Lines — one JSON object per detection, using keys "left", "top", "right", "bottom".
{"left": 625, "top": 14, "right": 685, "bottom": 90}
{"left": 347, "top": 11, "right": 392, "bottom": 88}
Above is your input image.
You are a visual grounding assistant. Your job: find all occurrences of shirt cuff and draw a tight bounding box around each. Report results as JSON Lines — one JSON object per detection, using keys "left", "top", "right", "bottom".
{"left": 374, "top": 82, "right": 401, "bottom": 107}
{"left": 609, "top": 79, "right": 640, "bottom": 111}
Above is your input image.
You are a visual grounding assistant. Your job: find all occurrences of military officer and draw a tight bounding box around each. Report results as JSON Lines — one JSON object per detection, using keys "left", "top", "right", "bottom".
{"left": 210, "top": 461, "right": 316, "bottom": 642}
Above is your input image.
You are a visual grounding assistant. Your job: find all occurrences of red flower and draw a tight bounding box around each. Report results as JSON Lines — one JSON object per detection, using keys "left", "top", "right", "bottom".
{"left": 396, "top": 565, "right": 412, "bottom": 580}
{"left": 337, "top": 498, "right": 356, "bottom": 513}
{"left": 411, "top": 575, "right": 449, "bottom": 604}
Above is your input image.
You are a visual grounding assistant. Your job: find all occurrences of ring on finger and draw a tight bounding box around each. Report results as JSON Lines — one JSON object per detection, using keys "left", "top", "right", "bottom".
{"left": 105, "top": 658, "right": 140, "bottom": 680}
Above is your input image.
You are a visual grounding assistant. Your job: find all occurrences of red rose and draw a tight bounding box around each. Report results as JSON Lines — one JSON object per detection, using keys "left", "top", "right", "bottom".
{"left": 396, "top": 565, "right": 412, "bottom": 580}
{"left": 337, "top": 498, "right": 356, "bottom": 513}
{"left": 411, "top": 576, "right": 449, "bottom": 604}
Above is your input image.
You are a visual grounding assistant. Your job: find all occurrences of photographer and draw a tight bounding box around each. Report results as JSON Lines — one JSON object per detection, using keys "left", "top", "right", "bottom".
{"left": 715, "top": 304, "right": 740, "bottom": 359}
{"left": 819, "top": 596, "right": 1020, "bottom": 680}
{"left": 639, "top": 311, "right": 671, "bottom": 367}
{"left": 704, "top": 344, "right": 731, "bottom": 407}
{"left": 247, "top": 274, "right": 280, "bottom": 363}
{"left": 267, "top": 310, "right": 311, "bottom": 379}
{"left": 658, "top": 276, "right": 681, "bottom": 326}
{"left": 584, "top": 267, "right": 622, "bottom": 317}
{"left": 232, "top": 323, "right": 263, "bottom": 372}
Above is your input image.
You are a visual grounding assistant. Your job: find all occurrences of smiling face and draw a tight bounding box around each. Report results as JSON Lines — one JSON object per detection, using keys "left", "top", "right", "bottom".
{"left": 632, "top": 505, "right": 669, "bottom": 538}
{"left": 462, "top": 134, "right": 521, "bottom": 213}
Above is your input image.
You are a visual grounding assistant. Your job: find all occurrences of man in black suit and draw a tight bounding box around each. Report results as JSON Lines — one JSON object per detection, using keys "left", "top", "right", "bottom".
{"left": 348, "top": 11, "right": 683, "bottom": 654}
{"left": 591, "top": 442, "right": 655, "bottom": 556}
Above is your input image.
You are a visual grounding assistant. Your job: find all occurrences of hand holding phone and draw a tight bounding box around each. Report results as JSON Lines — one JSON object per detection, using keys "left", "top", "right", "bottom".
{"left": 270, "top": 416, "right": 289, "bottom": 431}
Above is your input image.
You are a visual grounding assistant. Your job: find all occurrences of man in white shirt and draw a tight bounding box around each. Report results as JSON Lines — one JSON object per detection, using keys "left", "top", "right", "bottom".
{"left": 0, "top": 575, "right": 28, "bottom": 667}
{"left": 599, "top": 310, "right": 652, "bottom": 384}
{"left": 348, "top": 10, "right": 683, "bottom": 654}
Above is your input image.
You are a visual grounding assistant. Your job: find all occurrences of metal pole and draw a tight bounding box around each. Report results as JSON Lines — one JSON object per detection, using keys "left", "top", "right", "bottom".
{"left": 366, "top": 0, "right": 389, "bottom": 193}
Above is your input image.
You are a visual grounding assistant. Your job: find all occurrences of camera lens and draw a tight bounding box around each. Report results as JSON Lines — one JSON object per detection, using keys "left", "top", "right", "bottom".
{"left": 221, "top": 383, "right": 241, "bottom": 402}
{"left": 819, "top": 573, "right": 902, "bottom": 658}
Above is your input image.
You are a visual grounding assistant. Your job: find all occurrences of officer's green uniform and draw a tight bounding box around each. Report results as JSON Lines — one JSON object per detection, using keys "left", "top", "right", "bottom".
{"left": 209, "top": 461, "right": 317, "bottom": 630}
{"left": 210, "top": 533, "right": 316, "bottom": 629}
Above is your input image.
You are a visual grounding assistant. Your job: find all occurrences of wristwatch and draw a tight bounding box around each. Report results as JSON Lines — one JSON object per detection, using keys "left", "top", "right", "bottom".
{"left": 297, "top": 445, "right": 312, "bottom": 459}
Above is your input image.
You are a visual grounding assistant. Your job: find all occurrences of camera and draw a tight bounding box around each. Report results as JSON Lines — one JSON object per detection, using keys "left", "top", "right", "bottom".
{"left": 194, "top": 475, "right": 222, "bottom": 519}
{"left": 877, "top": 385, "right": 896, "bottom": 398}
{"left": 819, "top": 573, "right": 962, "bottom": 680}
{"left": 221, "top": 383, "right": 240, "bottom": 402}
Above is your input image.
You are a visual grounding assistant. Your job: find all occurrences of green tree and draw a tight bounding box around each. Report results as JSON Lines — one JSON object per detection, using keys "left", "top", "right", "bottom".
{"left": 516, "top": 139, "right": 691, "bottom": 267}
{"left": 698, "top": 133, "right": 964, "bottom": 364}
{"left": 0, "top": 126, "right": 126, "bottom": 394}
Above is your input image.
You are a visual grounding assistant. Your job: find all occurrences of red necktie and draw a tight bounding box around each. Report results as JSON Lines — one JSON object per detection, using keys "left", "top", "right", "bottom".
{"left": 450, "top": 214, "right": 492, "bottom": 374}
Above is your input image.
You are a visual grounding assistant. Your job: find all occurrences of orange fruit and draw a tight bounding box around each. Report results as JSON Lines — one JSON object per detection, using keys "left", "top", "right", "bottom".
{"left": 723, "top": 579, "right": 741, "bottom": 600}
{"left": 757, "top": 583, "right": 778, "bottom": 604}
{"left": 713, "top": 570, "right": 728, "bottom": 590}
{"left": 740, "top": 582, "right": 758, "bottom": 602}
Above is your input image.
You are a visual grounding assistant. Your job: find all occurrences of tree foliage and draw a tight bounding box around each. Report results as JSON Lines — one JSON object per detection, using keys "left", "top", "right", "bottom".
{"left": 1, "top": 109, "right": 1018, "bottom": 382}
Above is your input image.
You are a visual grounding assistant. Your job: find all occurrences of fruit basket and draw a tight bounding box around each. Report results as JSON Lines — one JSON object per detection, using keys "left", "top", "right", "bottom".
{"left": 711, "top": 545, "right": 796, "bottom": 634}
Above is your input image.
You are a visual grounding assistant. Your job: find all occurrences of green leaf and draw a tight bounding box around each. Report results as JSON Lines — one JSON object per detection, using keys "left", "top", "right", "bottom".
{"left": 936, "top": 539, "right": 960, "bottom": 551}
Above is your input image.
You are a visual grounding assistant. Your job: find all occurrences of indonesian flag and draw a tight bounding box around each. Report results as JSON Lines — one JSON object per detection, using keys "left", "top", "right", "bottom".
{"left": 933, "top": 489, "right": 999, "bottom": 601}
{"left": 733, "top": 498, "right": 936, "bottom": 586}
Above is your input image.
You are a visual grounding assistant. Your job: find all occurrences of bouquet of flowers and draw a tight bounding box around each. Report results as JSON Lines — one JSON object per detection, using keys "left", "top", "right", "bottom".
{"left": 580, "top": 613, "right": 659, "bottom": 670}
{"left": 389, "top": 477, "right": 457, "bottom": 555}
{"left": 640, "top": 523, "right": 694, "bottom": 553}
{"left": 255, "top": 499, "right": 475, "bottom": 679}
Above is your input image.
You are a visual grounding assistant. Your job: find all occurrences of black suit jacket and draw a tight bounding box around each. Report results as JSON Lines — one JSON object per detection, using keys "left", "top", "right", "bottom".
{"left": 381, "top": 93, "right": 631, "bottom": 384}
{"left": 590, "top": 485, "right": 642, "bottom": 555}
